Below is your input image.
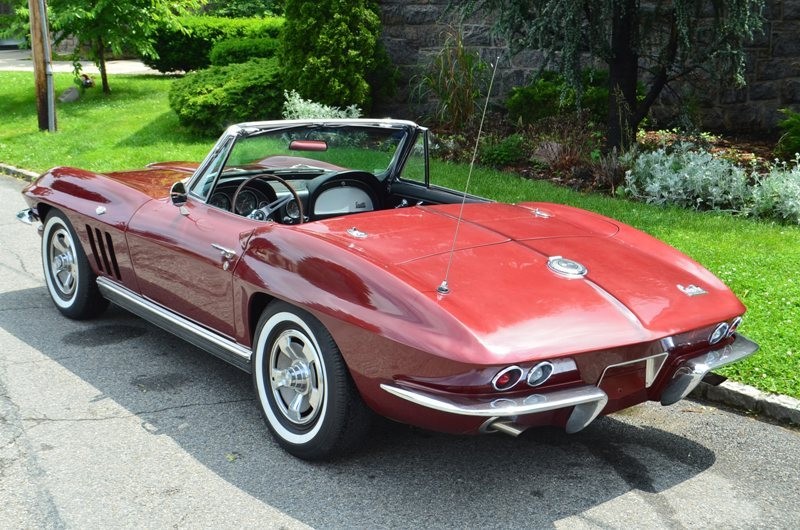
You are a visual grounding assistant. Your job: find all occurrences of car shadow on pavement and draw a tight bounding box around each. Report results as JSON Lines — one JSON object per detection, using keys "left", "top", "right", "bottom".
{"left": 2, "top": 287, "right": 716, "bottom": 528}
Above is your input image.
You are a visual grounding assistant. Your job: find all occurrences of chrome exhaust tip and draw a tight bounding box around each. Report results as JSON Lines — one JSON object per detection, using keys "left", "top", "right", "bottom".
{"left": 480, "top": 418, "right": 528, "bottom": 437}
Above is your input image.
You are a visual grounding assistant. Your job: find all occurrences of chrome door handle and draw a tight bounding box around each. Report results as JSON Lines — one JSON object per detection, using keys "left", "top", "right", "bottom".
{"left": 211, "top": 243, "right": 236, "bottom": 260}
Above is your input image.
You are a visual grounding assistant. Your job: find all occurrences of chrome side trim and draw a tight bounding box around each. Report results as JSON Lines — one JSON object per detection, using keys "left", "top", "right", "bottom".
{"left": 380, "top": 383, "right": 608, "bottom": 434}
{"left": 660, "top": 333, "right": 759, "bottom": 406}
{"left": 96, "top": 277, "right": 252, "bottom": 372}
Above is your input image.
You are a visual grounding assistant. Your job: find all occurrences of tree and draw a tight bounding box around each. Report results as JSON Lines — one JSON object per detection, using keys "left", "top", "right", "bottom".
{"left": 48, "top": 0, "right": 202, "bottom": 93}
{"left": 466, "top": 1, "right": 764, "bottom": 149}
{"left": 282, "top": 0, "right": 382, "bottom": 109}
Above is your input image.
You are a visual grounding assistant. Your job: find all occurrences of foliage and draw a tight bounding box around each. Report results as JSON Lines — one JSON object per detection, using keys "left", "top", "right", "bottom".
{"left": 0, "top": 1, "right": 28, "bottom": 45}
{"left": 506, "top": 70, "right": 610, "bottom": 126}
{"left": 48, "top": 0, "right": 203, "bottom": 93}
{"left": 168, "top": 57, "right": 283, "bottom": 133}
{"left": 776, "top": 108, "right": 800, "bottom": 160}
{"left": 282, "top": 0, "right": 386, "bottom": 109}
{"left": 530, "top": 115, "right": 604, "bottom": 176}
{"left": 413, "top": 24, "right": 489, "bottom": 130}
{"left": 209, "top": 37, "right": 279, "bottom": 66}
{"left": 144, "top": 16, "right": 284, "bottom": 73}
{"left": 478, "top": 133, "right": 527, "bottom": 167}
{"left": 623, "top": 143, "right": 753, "bottom": 212}
{"left": 465, "top": 0, "right": 765, "bottom": 149}
{"left": 281, "top": 90, "right": 361, "bottom": 120}
{"left": 623, "top": 143, "right": 800, "bottom": 224}
{"left": 203, "top": 0, "right": 281, "bottom": 18}
{"left": 752, "top": 158, "right": 800, "bottom": 223}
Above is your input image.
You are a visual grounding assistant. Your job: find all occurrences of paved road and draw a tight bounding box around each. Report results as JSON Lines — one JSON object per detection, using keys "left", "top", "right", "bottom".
{"left": 0, "top": 48, "right": 159, "bottom": 75}
{"left": 1, "top": 173, "right": 799, "bottom": 529}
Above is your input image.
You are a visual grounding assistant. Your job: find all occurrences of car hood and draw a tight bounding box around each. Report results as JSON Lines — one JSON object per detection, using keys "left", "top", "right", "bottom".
{"left": 299, "top": 203, "right": 744, "bottom": 359}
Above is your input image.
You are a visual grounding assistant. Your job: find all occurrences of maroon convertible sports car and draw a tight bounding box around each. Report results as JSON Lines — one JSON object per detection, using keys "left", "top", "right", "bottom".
{"left": 17, "top": 119, "right": 757, "bottom": 459}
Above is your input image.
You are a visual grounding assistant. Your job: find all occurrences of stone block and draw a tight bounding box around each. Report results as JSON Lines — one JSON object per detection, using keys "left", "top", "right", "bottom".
{"left": 781, "top": 78, "right": 800, "bottom": 102}
{"left": 749, "top": 81, "right": 779, "bottom": 100}
{"left": 771, "top": 24, "right": 800, "bottom": 56}
{"left": 783, "top": 1, "right": 800, "bottom": 20}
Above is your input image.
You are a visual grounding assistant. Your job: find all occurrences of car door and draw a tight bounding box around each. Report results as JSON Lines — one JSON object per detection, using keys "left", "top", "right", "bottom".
{"left": 126, "top": 194, "right": 257, "bottom": 339}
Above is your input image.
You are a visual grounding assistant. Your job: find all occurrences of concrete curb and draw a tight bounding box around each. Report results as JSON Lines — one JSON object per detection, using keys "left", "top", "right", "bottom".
{"left": 691, "top": 380, "right": 800, "bottom": 426}
{"left": 2, "top": 165, "right": 798, "bottom": 429}
{"left": 1, "top": 163, "right": 39, "bottom": 182}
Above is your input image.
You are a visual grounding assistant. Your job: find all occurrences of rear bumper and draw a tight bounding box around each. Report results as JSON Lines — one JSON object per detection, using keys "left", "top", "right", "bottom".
{"left": 660, "top": 333, "right": 758, "bottom": 406}
{"left": 380, "top": 333, "right": 758, "bottom": 434}
{"left": 380, "top": 382, "right": 609, "bottom": 434}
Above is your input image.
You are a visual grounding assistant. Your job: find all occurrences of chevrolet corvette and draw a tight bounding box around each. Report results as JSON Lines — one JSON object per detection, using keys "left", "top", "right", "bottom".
{"left": 17, "top": 119, "right": 758, "bottom": 459}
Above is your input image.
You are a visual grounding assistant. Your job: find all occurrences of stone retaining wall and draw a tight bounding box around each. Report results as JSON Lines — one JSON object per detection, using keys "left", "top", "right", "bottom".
{"left": 378, "top": 0, "right": 800, "bottom": 133}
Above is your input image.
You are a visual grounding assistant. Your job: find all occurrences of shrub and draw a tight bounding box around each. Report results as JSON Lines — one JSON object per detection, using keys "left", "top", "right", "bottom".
{"left": 282, "top": 0, "right": 386, "bottom": 109}
{"left": 623, "top": 143, "right": 752, "bottom": 212}
{"left": 168, "top": 57, "right": 282, "bottom": 132}
{"left": 144, "top": 16, "right": 284, "bottom": 73}
{"left": 282, "top": 90, "right": 361, "bottom": 120}
{"left": 204, "top": 0, "right": 281, "bottom": 18}
{"left": 506, "top": 70, "right": 610, "bottom": 125}
{"left": 209, "top": 37, "right": 279, "bottom": 66}
{"left": 479, "top": 134, "right": 527, "bottom": 167}
{"left": 413, "top": 24, "right": 489, "bottom": 130}
{"left": 776, "top": 108, "right": 800, "bottom": 160}
{"left": 752, "top": 158, "right": 800, "bottom": 223}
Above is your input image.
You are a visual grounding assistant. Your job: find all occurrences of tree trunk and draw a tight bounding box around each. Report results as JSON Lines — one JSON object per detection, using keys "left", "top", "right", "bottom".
{"left": 97, "top": 37, "right": 110, "bottom": 94}
{"left": 607, "top": 0, "right": 639, "bottom": 150}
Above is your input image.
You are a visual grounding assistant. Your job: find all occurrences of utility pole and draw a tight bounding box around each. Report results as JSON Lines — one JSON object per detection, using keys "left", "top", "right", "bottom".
{"left": 27, "top": 0, "right": 56, "bottom": 132}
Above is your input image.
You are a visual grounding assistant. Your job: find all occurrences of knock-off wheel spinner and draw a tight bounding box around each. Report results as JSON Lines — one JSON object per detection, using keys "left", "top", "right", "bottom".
{"left": 269, "top": 329, "right": 324, "bottom": 426}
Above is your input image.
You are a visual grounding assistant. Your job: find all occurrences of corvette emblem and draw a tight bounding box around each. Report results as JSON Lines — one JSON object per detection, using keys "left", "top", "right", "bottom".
{"left": 677, "top": 284, "right": 707, "bottom": 296}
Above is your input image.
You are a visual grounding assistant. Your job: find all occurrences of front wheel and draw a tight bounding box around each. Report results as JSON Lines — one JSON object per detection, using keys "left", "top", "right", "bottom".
{"left": 252, "top": 302, "right": 371, "bottom": 460}
{"left": 41, "top": 210, "right": 108, "bottom": 319}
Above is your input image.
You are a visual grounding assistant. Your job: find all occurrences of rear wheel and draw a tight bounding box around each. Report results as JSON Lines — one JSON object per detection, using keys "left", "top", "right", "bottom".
{"left": 252, "top": 302, "right": 371, "bottom": 460}
{"left": 41, "top": 210, "right": 108, "bottom": 319}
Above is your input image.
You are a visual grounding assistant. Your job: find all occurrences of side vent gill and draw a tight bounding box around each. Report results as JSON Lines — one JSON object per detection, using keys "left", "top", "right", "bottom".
{"left": 86, "top": 225, "right": 121, "bottom": 280}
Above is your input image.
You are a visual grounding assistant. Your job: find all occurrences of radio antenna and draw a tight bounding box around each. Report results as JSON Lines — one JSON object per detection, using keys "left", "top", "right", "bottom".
{"left": 437, "top": 56, "right": 501, "bottom": 295}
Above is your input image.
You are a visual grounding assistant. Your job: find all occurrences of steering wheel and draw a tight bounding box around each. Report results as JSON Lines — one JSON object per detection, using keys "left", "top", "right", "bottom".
{"left": 231, "top": 174, "right": 305, "bottom": 224}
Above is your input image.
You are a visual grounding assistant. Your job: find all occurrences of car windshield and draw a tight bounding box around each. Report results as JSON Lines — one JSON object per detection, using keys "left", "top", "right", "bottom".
{"left": 222, "top": 125, "right": 407, "bottom": 177}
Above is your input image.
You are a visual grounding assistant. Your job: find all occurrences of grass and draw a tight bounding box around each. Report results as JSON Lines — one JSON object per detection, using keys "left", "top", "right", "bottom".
{"left": 0, "top": 72, "right": 213, "bottom": 172}
{"left": 1, "top": 72, "right": 797, "bottom": 399}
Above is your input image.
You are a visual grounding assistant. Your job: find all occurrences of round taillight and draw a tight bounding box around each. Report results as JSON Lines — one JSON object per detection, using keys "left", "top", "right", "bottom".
{"left": 527, "top": 361, "right": 555, "bottom": 387}
{"left": 709, "top": 322, "right": 729, "bottom": 345}
{"left": 727, "top": 316, "right": 743, "bottom": 337}
{"left": 492, "top": 366, "right": 523, "bottom": 391}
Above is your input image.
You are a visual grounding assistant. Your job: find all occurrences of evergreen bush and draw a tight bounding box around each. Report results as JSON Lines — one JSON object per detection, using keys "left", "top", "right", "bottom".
{"left": 209, "top": 37, "right": 279, "bottom": 66}
{"left": 144, "top": 16, "right": 283, "bottom": 73}
{"left": 168, "top": 57, "right": 283, "bottom": 132}
{"left": 281, "top": 0, "right": 386, "bottom": 109}
{"left": 506, "top": 70, "right": 610, "bottom": 125}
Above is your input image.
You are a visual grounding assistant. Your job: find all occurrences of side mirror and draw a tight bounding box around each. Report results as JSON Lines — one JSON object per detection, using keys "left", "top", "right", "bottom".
{"left": 170, "top": 181, "right": 188, "bottom": 206}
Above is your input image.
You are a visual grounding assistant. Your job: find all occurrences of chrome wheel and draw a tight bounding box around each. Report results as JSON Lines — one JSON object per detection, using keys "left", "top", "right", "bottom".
{"left": 269, "top": 329, "right": 324, "bottom": 426}
{"left": 252, "top": 302, "right": 372, "bottom": 460}
{"left": 41, "top": 210, "right": 108, "bottom": 320}
{"left": 48, "top": 226, "right": 78, "bottom": 299}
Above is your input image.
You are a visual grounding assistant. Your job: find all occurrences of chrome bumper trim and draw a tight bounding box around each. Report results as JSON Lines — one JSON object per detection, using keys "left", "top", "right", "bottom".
{"left": 16, "top": 208, "right": 38, "bottom": 225}
{"left": 660, "top": 333, "right": 759, "bottom": 406}
{"left": 380, "top": 383, "right": 608, "bottom": 434}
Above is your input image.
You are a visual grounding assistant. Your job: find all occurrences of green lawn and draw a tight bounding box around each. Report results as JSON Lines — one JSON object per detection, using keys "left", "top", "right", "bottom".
{"left": 0, "top": 72, "right": 213, "bottom": 172}
{"left": 2, "top": 72, "right": 797, "bottom": 399}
